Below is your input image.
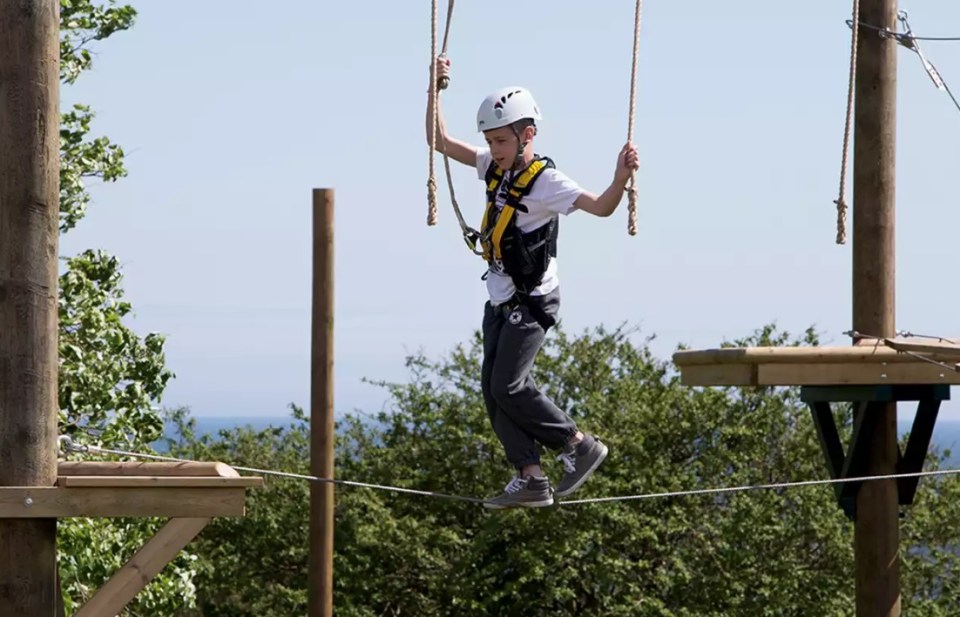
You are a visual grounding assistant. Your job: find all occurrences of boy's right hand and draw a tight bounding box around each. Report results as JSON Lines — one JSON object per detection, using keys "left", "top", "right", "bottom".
{"left": 434, "top": 55, "right": 451, "bottom": 90}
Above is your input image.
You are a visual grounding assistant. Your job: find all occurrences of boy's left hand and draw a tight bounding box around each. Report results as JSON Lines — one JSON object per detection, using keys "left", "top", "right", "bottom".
{"left": 614, "top": 142, "right": 639, "bottom": 185}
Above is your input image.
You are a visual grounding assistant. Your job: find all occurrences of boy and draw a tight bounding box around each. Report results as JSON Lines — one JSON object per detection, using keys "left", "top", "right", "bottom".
{"left": 425, "top": 56, "right": 639, "bottom": 509}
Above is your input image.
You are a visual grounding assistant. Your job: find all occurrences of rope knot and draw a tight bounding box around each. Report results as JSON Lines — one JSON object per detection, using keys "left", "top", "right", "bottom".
{"left": 427, "top": 177, "right": 438, "bottom": 226}
{"left": 834, "top": 196, "right": 848, "bottom": 245}
{"left": 833, "top": 0, "right": 858, "bottom": 247}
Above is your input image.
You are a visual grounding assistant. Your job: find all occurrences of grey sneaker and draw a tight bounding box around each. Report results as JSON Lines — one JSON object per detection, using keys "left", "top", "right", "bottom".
{"left": 483, "top": 475, "right": 554, "bottom": 509}
{"left": 554, "top": 435, "right": 608, "bottom": 498}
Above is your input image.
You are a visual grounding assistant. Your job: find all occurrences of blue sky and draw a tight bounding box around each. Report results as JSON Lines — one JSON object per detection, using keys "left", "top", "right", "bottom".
{"left": 59, "top": 0, "right": 960, "bottom": 426}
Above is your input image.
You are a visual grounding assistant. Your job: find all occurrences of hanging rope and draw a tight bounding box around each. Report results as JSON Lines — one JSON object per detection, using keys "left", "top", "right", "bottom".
{"left": 430, "top": 0, "right": 643, "bottom": 239}
{"left": 834, "top": 0, "right": 860, "bottom": 245}
{"left": 426, "top": 0, "right": 441, "bottom": 226}
{"left": 626, "top": 0, "right": 643, "bottom": 236}
{"left": 438, "top": 0, "right": 454, "bottom": 90}
{"left": 425, "top": 0, "right": 484, "bottom": 252}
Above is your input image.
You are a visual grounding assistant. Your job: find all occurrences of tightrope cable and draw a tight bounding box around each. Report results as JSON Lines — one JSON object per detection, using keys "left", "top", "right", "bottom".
{"left": 844, "top": 329, "right": 960, "bottom": 372}
{"left": 59, "top": 436, "right": 960, "bottom": 509}
{"left": 847, "top": 18, "right": 960, "bottom": 42}
{"left": 846, "top": 12, "right": 960, "bottom": 115}
{"left": 559, "top": 466, "right": 960, "bottom": 506}
{"left": 58, "top": 436, "right": 485, "bottom": 504}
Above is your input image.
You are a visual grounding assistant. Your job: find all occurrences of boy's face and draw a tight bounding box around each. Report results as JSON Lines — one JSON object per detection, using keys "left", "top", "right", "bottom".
{"left": 483, "top": 125, "right": 534, "bottom": 170}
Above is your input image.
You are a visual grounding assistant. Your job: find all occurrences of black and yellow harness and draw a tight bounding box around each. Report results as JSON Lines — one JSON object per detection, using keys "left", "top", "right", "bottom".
{"left": 478, "top": 155, "right": 560, "bottom": 330}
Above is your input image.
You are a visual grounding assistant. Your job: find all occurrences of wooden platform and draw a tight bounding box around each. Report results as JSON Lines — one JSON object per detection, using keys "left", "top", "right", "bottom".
{"left": 0, "top": 460, "right": 263, "bottom": 518}
{"left": 672, "top": 339, "right": 960, "bottom": 387}
{"left": 673, "top": 338, "right": 959, "bottom": 522}
{"left": 18, "top": 459, "right": 266, "bottom": 617}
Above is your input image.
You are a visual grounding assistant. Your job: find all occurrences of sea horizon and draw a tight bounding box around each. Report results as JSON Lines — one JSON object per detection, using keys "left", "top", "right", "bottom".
{"left": 157, "top": 415, "right": 960, "bottom": 467}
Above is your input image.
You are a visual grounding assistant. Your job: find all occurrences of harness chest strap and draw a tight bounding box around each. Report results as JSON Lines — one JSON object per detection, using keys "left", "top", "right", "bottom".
{"left": 480, "top": 157, "right": 553, "bottom": 262}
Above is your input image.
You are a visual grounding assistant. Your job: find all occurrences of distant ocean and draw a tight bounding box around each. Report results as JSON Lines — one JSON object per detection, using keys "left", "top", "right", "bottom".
{"left": 155, "top": 416, "right": 298, "bottom": 451}
{"left": 164, "top": 415, "right": 295, "bottom": 437}
{"left": 159, "top": 416, "right": 960, "bottom": 467}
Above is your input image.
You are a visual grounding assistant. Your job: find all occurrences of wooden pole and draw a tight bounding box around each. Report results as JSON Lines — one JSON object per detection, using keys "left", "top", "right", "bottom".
{"left": 852, "top": 0, "right": 899, "bottom": 614}
{"left": 0, "top": 1, "right": 61, "bottom": 615}
{"left": 309, "top": 188, "right": 335, "bottom": 617}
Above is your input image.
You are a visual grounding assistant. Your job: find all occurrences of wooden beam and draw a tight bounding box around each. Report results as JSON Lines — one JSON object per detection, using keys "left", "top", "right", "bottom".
{"left": 311, "top": 187, "right": 336, "bottom": 617}
{"left": 678, "top": 361, "right": 960, "bottom": 387}
{"left": 0, "top": 0, "right": 61, "bottom": 614}
{"left": 0, "top": 487, "right": 247, "bottom": 518}
{"left": 56, "top": 568, "right": 67, "bottom": 617}
{"left": 57, "top": 476, "right": 263, "bottom": 488}
{"left": 801, "top": 385, "right": 952, "bottom": 403}
{"left": 882, "top": 338, "right": 960, "bottom": 359}
{"left": 74, "top": 517, "right": 210, "bottom": 617}
{"left": 897, "top": 398, "right": 941, "bottom": 505}
{"left": 837, "top": 403, "right": 880, "bottom": 510}
{"left": 677, "top": 363, "right": 755, "bottom": 386}
{"left": 809, "top": 403, "right": 845, "bottom": 489}
{"left": 757, "top": 363, "right": 960, "bottom": 386}
{"left": 673, "top": 345, "right": 957, "bottom": 366}
{"left": 851, "top": 0, "right": 900, "bottom": 608}
{"left": 58, "top": 461, "right": 241, "bottom": 478}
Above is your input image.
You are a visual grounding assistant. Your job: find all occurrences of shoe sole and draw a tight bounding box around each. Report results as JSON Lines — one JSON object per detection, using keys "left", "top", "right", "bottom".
{"left": 483, "top": 497, "right": 555, "bottom": 510}
{"left": 554, "top": 442, "right": 608, "bottom": 498}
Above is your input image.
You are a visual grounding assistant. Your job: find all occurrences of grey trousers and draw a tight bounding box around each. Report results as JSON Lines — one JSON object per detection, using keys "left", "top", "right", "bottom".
{"left": 481, "top": 287, "right": 579, "bottom": 469}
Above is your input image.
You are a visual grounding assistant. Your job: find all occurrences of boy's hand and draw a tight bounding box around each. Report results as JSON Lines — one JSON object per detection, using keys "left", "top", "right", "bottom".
{"left": 614, "top": 142, "right": 639, "bottom": 185}
{"left": 433, "top": 55, "right": 451, "bottom": 90}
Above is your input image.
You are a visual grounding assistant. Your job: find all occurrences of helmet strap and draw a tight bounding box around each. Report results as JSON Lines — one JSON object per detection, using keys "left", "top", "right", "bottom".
{"left": 510, "top": 124, "right": 529, "bottom": 172}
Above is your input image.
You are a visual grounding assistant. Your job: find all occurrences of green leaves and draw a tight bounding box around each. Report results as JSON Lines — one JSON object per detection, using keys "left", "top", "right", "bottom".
{"left": 167, "top": 323, "right": 960, "bottom": 616}
{"left": 59, "top": 2, "right": 134, "bottom": 233}
{"left": 164, "top": 407, "right": 312, "bottom": 617}
{"left": 55, "top": 3, "right": 194, "bottom": 614}
{"left": 58, "top": 249, "right": 173, "bottom": 447}
{"left": 60, "top": 105, "right": 127, "bottom": 233}
{"left": 56, "top": 0, "right": 169, "bottom": 451}
{"left": 46, "top": 2, "right": 960, "bottom": 613}
{"left": 60, "top": 0, "right": 137, "bottom": 85}
{"left": 57, "top": 517, "right": 200, "bottom": 616}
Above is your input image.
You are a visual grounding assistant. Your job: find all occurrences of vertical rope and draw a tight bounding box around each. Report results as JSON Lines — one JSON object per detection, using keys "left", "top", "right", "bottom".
{"left": 626, "top": 0, "right": 643, "bottom": 236}
{"left": 834, "top": 0, "right": 860, "bottom": 245}
{"left": 427, "top": 0, "right": 439, "bottom": 226}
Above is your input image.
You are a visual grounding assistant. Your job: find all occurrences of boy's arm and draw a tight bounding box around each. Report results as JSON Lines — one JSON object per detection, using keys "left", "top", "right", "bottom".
{"left": 425, "top": 56, "right": 477, "bottom": 167}
{"left": 573, "top": 183, "right": 629, "bottom": 218}
{"left": 573, "top": 142, "right": 639, "bottom": 217}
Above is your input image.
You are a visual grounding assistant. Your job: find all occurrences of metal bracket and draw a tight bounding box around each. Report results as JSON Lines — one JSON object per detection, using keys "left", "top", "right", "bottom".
{"left": 801, "top": 384, "right": 948, "bottom": 520}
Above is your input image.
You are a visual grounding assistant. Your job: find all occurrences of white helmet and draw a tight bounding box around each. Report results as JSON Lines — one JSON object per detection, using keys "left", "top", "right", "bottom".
{"left": 476, "top": 86, "right": 542, "bottom": 132}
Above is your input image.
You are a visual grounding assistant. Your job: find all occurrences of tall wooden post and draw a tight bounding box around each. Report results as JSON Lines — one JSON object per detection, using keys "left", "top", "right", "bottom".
{"left": 0, "top": 1, "right": 61, "bottom": 615}
{"left": 309, "top": 189, "right": 335, "bottom": 617}
{"left": 852, "top": 0, "right": 900, "bottom": 614}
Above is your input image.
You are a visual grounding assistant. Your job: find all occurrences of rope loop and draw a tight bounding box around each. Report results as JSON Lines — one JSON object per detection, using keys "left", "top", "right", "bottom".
{"left": 834, "top": 0, "right": 860, "bottom": 245}
{"left": 625, "top": 0, "right": 643, "bottom": 237}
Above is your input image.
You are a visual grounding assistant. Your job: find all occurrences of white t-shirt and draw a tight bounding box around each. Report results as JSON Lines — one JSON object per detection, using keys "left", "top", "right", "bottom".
{"left": 475, "top": 148, "right": 583, "bottom": 305}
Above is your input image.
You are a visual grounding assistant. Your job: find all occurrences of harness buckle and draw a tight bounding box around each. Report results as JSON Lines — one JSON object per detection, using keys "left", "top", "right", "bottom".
{"left": 462, "top": 228, "right": 486, "bottom": 255}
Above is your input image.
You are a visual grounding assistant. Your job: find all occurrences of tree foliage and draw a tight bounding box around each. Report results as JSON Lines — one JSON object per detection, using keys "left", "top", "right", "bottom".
{"left": 56, "top": 2, "right": 191, "bottom": 614}
{"left": 60, "top": 105, "right": 127, "bottom": 233}
{"left": 48, "top": 3, "right": 960, "bottom": 615}
{"left": 60, "top": 0, "right": 136, "bottom": 86}
{"left": 59, "top": 249, "right": 172, "bottom": 447}
{"left": 167, "top": 323, "right": 960, "bottom": 616}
